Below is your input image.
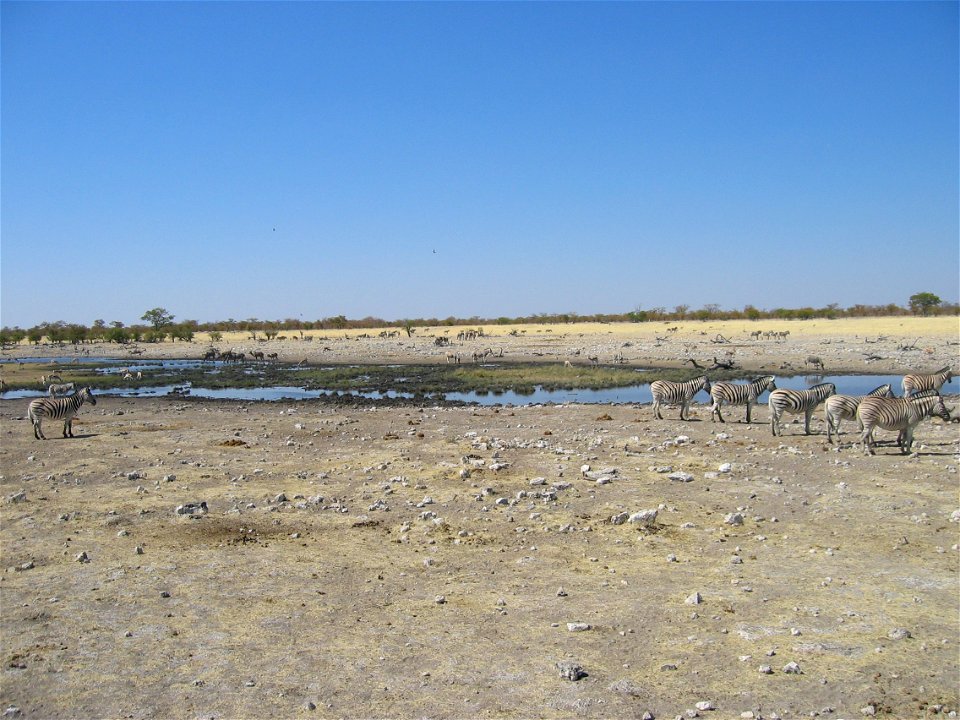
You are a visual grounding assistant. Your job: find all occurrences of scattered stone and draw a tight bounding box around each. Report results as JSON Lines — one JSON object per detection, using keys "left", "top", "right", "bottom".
{"left": 16, "top": 561, "right": 34, "bottom": 572}
{"left": 782, "top": 661, "right": 802, "bottom": 674}
{"left": 175, "top": 502, "right": 208, "bottom": 516}
{"left": 611, "top": 512, "right": 629, "bottom": 525}
{"left": 718, "top": 463, "right": 732, "bottom": 473}
{"left": 628, "top": 509, "right": 658, "bottom": 527}
{"left": 75, "top": 551, "right": 90, "bottom": 563}
{"left": 725, "top": 512, "right": 744, "bottom": 526}
{"left": 566, "top": 622, "right": 591, "bottom": 632}
{"left": 685, "top": 592, "right": 702, "bottom": 605}
{"left": 668, "top": 471, "right": 694, "bottom": 483}
{"left": 860, "top": 705, "right": 876, "bottom": 716}
{"left": 758, "top": 665, "right": 773, "bottom": 674}
{"left": 696, "top": 701, "right": 715, "bottom": 711}
{"left": 7, "top": 490, "right": 26, "bottom": 503}
{"left": 434, "top": 595, "right": 446, "bottom": 604}
{"left": 887, "top": 627, "right": 912, "bottom": 640}
{"left": 556, "top": 661, "right": 587, "bottom": 681}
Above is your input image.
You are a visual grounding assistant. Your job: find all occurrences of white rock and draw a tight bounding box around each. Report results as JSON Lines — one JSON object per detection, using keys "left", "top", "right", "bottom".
{"left": 685, "top": 592, "right": 702, "bottom": 605}
{"left": 628, "top": 509, "right": 658, "bottom": 527}
{"left": 668, "top": 472, "right": 694, "bottom": 483}
{"left": 725, "top": 512, "right": 745, "bottom": 526}
{"left": 718, "top": 463, "right": 732, "bottom": 473}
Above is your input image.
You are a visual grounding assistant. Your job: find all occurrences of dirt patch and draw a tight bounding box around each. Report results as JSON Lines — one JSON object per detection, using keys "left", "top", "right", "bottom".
{"left": 1, "top": 388, "right": 958, "bottom": 718}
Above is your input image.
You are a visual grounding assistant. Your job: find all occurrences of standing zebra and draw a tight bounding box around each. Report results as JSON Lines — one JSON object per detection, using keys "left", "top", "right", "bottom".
{"left": 857, "top": 391, "right": 951, "bottom": 455}
{"left": 709, "top": 375, "right": 776, "bottom": 423}
{"left": 28, "top": 387, "right": 97, "bottom": 440}
{"left": 651, "top": 375, "right": 711, "bottom": 420}
{"left": 902, "top": 366, "right": 954, "bottom": 398}
{"left": 824, "top": 383, "right": 895, "bottom": 443}
{"left": 769, "top": 382, "right": 836, "bottom": 436}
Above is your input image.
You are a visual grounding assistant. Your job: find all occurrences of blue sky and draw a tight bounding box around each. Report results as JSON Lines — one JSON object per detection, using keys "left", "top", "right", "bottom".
{"left": 2, "top": 1, "right": 957, "bottom": 328}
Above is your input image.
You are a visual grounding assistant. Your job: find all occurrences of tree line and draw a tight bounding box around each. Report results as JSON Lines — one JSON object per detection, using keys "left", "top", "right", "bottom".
{"left": 1, "top": 294, "right": 954, "bottom": 346}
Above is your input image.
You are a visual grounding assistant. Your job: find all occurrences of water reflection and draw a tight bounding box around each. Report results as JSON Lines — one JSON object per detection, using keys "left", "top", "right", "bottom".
{"left": 0, "top": 374, "right": 935, "bottom": 406}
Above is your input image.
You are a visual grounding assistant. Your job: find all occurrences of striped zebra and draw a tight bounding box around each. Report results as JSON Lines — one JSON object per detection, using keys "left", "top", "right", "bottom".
{"left": 902, "top": 366, "right": 954, "bottom": 398}
{"left": 857, "top": 391, "right": 951, "bottom": 455}
{"left": 28, "top": 387, "right": 96, "bottom": 440}
{"left": 769, "top": 382, "right": 836, "bottom": 436}
{"left": 824, "top": 383, "right": 894, "bottom": 444}
{"left": 651, "top": 375, "right": 711, "bottom": 420}
{"left": 709, "top": 375, "right": 776, "bottom": 423}
{"left": 47, "top": 382, "right": 76, "bottom": 397}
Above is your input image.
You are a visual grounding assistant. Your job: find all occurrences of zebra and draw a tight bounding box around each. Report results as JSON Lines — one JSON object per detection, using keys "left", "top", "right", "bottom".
{"left": 824, "top": 383, "right": 895, "bottom": 443}
{"left": 651, "top": 375, "right": 711, "bottom": 420}
{"left": 709, "top": 375, "right": 776, "bottom": 423}
{"left": 769, "top": 382, "right": 836, "bottom": 436}
{"left": 47, "top": 382, "right": 76, "bottom": 397}
{"left": 902, "top": 366, "right": 954, "bottom": 398}
{"left": 857, "top": 391, "right": 951, "bottom": 455}
{"left": 28, "top": 387, "right": 97, "bottom": 440}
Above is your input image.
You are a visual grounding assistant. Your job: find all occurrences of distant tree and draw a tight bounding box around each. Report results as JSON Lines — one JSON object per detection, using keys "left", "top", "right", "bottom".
{"left": 141, "top": 307, "right": 175, "bottom": 330}
{"left": 106, "top": 325, "right": 130, "bottom": 344}
{"left": 908, "top": 292, "right": 942, "bottom": 316}
{"left": 66, "top": 324, "right": 88, "bottom": 345}
{"left": 208, "top": 331, "right": 223, "bottom": 342}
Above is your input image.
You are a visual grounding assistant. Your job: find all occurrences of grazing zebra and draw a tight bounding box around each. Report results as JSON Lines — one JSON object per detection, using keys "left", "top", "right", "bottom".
{"left": 651, "top": 375, "right": 711, "bottom": 420}
{"left": 902, "top": 366, "right": 954, "bottom": 398}
{"left": 28, "top": 387, "right": 97, "bottom": 440}
{"left": 709, "top": 375, "right": 777, "bottom": 423}
{"left": 47, "top": 382, "right": 76, "bottom": 397}
{"left": 769, "top": 382, "right": 836, "bottom": 436}
{"left": 857, "top": 391, "right": 951, "bottom": 455}
{"left": 824, "top": 384, "right": 895, "bottom": 443}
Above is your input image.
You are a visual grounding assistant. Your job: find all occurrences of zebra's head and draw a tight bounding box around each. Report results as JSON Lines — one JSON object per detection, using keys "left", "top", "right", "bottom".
{"left": 933, "top": 395, "right": 951, "bottom": 421}
{"left": 80, "top": 387, "right": 97, "bottom": 406}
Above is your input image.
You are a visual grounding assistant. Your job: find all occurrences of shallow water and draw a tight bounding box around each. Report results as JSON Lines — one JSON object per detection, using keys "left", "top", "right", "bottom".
{"left": 2, "top": 373, "right": 942, "bottom": 405}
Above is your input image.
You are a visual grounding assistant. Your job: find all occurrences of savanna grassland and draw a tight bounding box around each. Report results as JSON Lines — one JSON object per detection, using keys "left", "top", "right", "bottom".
{"left": 0, "top": 317, "right": 957, "bottom": 719}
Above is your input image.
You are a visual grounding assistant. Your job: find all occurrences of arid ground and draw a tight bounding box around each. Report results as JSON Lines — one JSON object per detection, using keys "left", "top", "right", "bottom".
{"left": 1, "top": 318, "right": 958, "bottom": 719}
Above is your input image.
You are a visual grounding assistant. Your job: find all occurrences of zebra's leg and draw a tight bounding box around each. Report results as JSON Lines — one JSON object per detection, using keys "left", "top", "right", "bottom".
{"left": 744, "top": 401, "right": 752, "bottom": 424}
{"left": 804, "top": 409, "right": 813, "bottom": 435}
{"left": 63, "top": 418, "right": 73, "bottom": 438}
{"left": 652, "top": 399, "right": 662, "bottom": 420}
{"left": 679, "top": 400, "right": 689, "bottom": 421}
{"left": 899, "top": 428, "right": 913, "bottom": 454}
{"left": 32, "top": 418, "right": 45, "bottom": 440}
{"left": 712, "top": 401, "right": 724, "bottom": 423}
{"left": 860, "top": 425, "right": 875, "bottom": 455}
{"left": 770, "top": 409, "right": 779, "bottom": 436}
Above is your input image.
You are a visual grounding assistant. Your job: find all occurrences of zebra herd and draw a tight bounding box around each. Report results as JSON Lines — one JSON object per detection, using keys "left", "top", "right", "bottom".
{"left": 649, "top": 366, "right": 954, "bottom": 455}
{"left": 22, "top": 366, "right": 954, "bottom": 454}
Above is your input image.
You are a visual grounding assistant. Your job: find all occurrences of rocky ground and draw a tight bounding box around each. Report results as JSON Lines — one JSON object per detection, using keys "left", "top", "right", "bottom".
{"left": 1, "top": 388, "right": 958, "bottom": 719}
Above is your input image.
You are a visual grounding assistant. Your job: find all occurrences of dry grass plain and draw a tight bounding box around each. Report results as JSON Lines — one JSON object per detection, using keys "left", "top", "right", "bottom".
{"left": 1, "top": 317, "right": 958, "bottom": 719}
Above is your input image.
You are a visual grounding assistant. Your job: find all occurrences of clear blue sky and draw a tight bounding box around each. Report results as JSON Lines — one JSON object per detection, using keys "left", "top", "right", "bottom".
{"left": 2, "top": 1, "right": 957, "bottom": 328}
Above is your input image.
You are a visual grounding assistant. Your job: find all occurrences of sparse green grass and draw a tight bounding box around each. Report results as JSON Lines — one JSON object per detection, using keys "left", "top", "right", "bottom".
{"left": 1, "top": 360, "right": 746, "bottom": 395}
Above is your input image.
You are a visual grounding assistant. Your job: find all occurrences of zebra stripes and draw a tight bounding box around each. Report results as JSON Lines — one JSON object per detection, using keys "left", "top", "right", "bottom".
{"left": 902, "top": 367, "right": 954, "bottom": 398}
{"left": 824, "top": 383, "right": 894, "bottom": 443}
{"left": 857, "top": 391, "right": 951, "bottom": 455}
{"left": 709, "top": 375, "right": 776, "bottom": 423}
{"left": 651, "top": 376, "right": 711, "bottom": 420}
{"left": 28, "top": 387, "right": 96, "bottom": 440}
{"left": 769, "top": 382, "right": 836, "bottom": 436}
